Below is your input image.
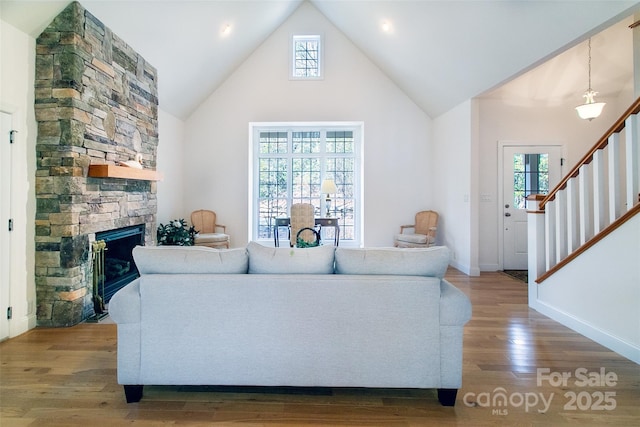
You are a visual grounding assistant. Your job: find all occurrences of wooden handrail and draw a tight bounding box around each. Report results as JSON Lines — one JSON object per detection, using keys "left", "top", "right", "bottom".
{"left": 536, "top": 202, "right": 640, "bottom": 283}
{"left": 539, "top": 96, "right": 640, "bottom": 210}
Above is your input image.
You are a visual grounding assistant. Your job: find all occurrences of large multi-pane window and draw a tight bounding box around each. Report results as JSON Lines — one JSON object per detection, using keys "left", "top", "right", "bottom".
{"left": 252, "top": 123, "right": 361, "bottom": 245}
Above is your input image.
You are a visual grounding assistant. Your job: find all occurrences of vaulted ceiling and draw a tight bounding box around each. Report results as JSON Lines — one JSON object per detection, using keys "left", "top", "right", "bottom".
{"left": 1, "top": 0, "right": 638, "bottom": 119}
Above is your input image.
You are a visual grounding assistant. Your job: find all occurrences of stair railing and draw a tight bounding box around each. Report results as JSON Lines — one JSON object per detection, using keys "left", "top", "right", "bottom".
{"left": 528, "top": 97, "right": 640, "bottom": 283}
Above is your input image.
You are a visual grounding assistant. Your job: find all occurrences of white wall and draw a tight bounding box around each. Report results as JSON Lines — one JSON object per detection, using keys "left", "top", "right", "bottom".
{"left": 0, "top": 19, "right": 37, "bottom": 337}
{"left": 184, "top": 2, "right": 432, "bottom": 247}
{"left": 432, "top": 100, "right": 479, "bottom": 275}
{"left": 477, "top": 92, "right": 634, "bottom": 271}
{"left": 156, "top": 109, "right": 185, "bottom": 225}
{"left": 530, "top": 213, "right": 640, "bottom": 363}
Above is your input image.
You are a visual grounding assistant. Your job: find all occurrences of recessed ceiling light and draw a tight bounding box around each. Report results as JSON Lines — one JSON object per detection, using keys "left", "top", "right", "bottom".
{"left": 221, "top": 24, "right": 232, "bottom": 37}
{"left": 381, "top": 21, "right": 392, "bottom": 33}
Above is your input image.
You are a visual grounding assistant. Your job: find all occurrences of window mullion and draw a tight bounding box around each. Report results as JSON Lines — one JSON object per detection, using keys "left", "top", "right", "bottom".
{"left": 287, "top": 130, "right": 293, "bottom": 214}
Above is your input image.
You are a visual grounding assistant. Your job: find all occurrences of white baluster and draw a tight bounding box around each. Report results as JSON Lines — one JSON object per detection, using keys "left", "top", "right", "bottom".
{"left": 545, "top": 199, "right": 556, "bottom": 270}
{"left": 626, "top": 115, "right": 639, "bottom": 210}
{"left": 579, "top": 162, "right": 592, "bottom": 244}
{"left": 555, "top": 190, "right": 567, "bottom": 262}
{"left": 592, "top": 149, "right": 606, "bottom": 233}
{"left": 566, "top": 177, "right": 580, "bottom": 253}
{"left": 608, "top": 133, "right": 621, "bottom": 223}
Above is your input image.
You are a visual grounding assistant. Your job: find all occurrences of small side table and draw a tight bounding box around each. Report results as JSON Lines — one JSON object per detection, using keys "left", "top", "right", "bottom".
{"left": 273, "top": 217, "right": 291, "bottom": 247}
{"left": 315, "top": 217, "right": 340, "bottom": 246}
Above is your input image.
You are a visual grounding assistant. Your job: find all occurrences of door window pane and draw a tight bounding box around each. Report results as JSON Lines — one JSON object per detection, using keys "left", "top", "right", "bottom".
{"left": 513, "top": 153, "right": 549, "bottom": 209}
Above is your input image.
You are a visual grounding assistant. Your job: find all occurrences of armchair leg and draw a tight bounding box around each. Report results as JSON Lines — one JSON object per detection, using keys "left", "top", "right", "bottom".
{"left": 437, "top": 388, "right": 458, "bottom": 406}
{"left": 124, "top": 385, "right": 143, "bottom": 403}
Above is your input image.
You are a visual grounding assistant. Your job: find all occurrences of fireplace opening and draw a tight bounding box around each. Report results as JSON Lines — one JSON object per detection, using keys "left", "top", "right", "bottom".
{"left": 95, "top": 224, "right": 145, "bottom": 303}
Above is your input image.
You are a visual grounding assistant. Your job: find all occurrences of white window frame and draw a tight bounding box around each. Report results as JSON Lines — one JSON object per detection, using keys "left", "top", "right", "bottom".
{"left": 290, "top": 34, "right": 324, "bottom": 80}
{"left": 248, "top": 122, "right": 363, "bottom": 247}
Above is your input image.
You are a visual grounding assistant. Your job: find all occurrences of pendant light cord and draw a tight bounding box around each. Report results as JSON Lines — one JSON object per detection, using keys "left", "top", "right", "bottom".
{"left": 589, "top": 37, "right": 591, "bottom": 91}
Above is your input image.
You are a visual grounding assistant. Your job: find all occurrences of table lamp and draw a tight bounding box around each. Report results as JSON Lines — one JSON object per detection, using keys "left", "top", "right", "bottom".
{"left": 321, "top": 179, "right": 338, "bottom": 217}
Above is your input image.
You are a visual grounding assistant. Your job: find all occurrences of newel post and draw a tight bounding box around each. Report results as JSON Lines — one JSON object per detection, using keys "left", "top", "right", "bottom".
{"left": 527, "top": 195, "right": 547, "bottom": 305}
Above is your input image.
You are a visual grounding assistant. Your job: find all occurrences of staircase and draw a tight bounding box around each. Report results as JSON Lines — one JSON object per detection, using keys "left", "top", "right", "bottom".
{"left": 527, "top": 97, "right": 640, "bottom": 363}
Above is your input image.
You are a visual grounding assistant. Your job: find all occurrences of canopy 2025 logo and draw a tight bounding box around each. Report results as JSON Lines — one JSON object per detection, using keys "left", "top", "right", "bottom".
{"left": 463, "top": 367, "right": 617, "bottom": 415}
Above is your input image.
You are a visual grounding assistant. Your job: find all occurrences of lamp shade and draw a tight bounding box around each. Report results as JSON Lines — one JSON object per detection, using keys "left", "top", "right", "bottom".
{"left": 576, "top": 101, "right": 606, "bottom": 120}
{"left": 321, "top": 179, "right": 338, "bottom": 194}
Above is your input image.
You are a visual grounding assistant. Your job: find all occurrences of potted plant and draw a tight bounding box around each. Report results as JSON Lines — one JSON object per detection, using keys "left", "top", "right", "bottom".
{"left": 157, "top": 219, "right": 197, "bottom": 246}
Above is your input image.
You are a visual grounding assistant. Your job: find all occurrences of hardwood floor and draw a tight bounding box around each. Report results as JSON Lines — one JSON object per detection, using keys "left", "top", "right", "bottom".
{"left": 1, "top": 269, "right": 638, "bottom": 426}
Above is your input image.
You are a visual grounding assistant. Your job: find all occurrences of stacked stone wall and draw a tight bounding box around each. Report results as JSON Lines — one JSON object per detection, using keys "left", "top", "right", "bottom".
{"left": 34, "top": 1, "right": 158, "bottom": 326}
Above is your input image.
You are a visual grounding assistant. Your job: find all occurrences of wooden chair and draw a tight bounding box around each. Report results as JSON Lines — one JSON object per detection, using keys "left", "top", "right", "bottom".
{"left": 289, "top": 203, "right": 318, "bottom": 247}
{"left": 190, "top": 209, "right": 230, "bottom": 249}
{"left": 394, "top": 210, "right": 439, "bottom": 248}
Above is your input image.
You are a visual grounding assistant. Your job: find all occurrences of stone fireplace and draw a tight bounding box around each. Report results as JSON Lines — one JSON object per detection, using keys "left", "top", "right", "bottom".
{"left": 34, "top": 2, "right": 159, "bottom": 326}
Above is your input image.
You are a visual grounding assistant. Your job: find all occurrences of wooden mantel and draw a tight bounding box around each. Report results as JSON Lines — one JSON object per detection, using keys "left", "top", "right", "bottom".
{"left": 88, "top": 164, "right": 162, "bottom": 181}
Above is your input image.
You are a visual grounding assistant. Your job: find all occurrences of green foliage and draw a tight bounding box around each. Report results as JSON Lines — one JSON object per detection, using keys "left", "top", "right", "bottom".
{"left": 157, "top": 219, "right": 197, "bottom": 246}
{"left": 296, "top": 237, "right": 320, "bottom": 248}
{"left": 295, "top": 227, "right": 320, "bottom": 248}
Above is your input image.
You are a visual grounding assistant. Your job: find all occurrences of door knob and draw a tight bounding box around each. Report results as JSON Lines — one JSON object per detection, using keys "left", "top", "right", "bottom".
{"left": 505, "top": 212, "right": 511, "bottom": 217}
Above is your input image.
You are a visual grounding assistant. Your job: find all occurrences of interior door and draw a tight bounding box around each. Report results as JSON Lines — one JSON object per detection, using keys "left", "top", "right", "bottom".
{"left": 502, "top": 145, "right": 562, "bottom": 270}
{"left": 0, "top": 112, "right": 12, "bottom": 340}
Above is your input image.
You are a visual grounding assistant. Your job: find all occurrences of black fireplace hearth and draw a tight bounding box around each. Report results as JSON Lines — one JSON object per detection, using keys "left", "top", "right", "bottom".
{"left": 96, "top": 224, "right": 145, "bottom": 303}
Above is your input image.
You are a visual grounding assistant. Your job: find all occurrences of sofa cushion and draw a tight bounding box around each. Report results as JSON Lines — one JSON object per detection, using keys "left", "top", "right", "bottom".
{"left": 195, "top": 233, "right": 229, "bottom": 243}
{"left": 334, "top": 246, "right": 450, "bottom": 278}
{"left": 394, "top": 233, "right": 428, "bottom": 244}
{"left": 247, "top": 241, "right": 335, "bottom": 274}
{"left": 132, "top": 245, "right": 248, "bottom": 274}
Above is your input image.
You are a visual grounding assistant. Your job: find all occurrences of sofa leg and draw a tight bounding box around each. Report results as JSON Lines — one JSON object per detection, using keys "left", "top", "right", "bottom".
{"left": 437, "top": 388, "right": 458, "bottom": 406}
{"left": 124, "top": 385, "right": 143, "bottom": 403}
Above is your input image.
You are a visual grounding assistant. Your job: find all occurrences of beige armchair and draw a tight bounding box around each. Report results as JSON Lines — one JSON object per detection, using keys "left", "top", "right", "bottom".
{"left": 394, "top": 210, "right": 438, "bottom": 248}
{"left": 190, "top": 209, "right": 230, "bottom": 249}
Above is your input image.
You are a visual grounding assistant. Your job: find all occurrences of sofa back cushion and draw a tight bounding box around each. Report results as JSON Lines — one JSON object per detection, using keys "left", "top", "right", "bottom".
{"left": 247, "top": 241, "right": 335, "bottom": 274}
{"left": 334, "top": 246, "right": 450, "bottom": 278}
{"left": 133, "top": 245, "right": 248, "bottom": 274}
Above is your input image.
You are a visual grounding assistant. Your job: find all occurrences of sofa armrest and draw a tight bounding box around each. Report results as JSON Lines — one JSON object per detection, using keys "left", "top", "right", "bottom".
{"left": 439, "top": 279, "right": 472, "bottom": 326}
{"left": 109, "top": 278, "right": 141, "bottom": 324}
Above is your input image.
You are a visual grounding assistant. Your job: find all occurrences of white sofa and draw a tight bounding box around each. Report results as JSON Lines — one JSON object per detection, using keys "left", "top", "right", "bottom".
{"left": 109, "top": 242, "right": 472, "bottom": 406}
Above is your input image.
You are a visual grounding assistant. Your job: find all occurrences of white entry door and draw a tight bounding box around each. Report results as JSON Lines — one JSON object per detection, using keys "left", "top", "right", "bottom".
{"left": 502, "top": 145, "right": 562, "bottom": 270}
{"left": 0, "top": 112, "right": 12, "bottom": 340}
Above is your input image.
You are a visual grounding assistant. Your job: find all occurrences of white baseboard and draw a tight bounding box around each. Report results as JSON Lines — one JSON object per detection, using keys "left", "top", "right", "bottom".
{"left": 530, "top": 299, "right": 640, "bottom": 364}
{"left": 449, "top": 260, "right": 480, "bottom": 277}
{"left": 479, "top": 263, "right": 500, "bottom": 272}
{"left": 10, "top": 314, "right": 37, "bottom": 338}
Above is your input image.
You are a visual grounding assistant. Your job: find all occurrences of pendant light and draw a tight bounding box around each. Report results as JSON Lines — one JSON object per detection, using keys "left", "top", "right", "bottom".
{"left": 575, "top": 38, "right": 606, "bottom": 120}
